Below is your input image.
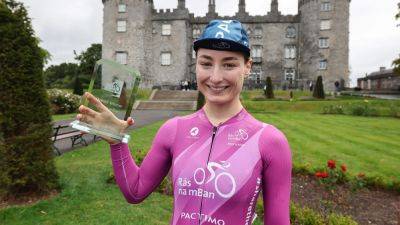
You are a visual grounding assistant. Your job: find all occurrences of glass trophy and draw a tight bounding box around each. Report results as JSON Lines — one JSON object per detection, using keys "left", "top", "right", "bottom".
{"left": 70, "top": 59, "right": 141, "bottom": 143}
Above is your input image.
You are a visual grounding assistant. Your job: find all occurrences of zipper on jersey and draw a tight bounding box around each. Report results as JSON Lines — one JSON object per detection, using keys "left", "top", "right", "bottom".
{"left": 198, "top": 126, "right": 218, "bottom": 225}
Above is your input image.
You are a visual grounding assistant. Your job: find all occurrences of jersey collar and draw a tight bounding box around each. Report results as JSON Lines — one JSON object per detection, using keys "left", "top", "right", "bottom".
{"left": 198, "top": 106, "right": 248, "bottom": 128}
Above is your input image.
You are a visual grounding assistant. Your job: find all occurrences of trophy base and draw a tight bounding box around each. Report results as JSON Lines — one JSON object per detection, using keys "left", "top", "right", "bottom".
{"left": 69, "top": 120, "right": 130, "bottom": 144}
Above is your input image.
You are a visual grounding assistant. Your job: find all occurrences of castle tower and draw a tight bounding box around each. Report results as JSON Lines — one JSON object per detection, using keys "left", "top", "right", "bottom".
{"left": 271, "top": 0, "right": 279, "bottom": 13}
{"left": 207, "top": 0, "right": 218, "bottom": 17}
{"left": 178, "top": 0, "right": 185, "bottom": 9}
{"left": 238, "top": 0, "right": 246, "bottom": 14}
{"left": 298, "top": 0, "right": 350, "bottom": 90}
{"left": 102, "top": 0, "right": 154, "bottom": 87}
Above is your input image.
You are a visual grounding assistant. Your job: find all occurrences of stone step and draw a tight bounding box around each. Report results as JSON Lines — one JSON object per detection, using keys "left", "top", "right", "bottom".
{"left": 135, "top": 100, "right": 197, "bottom": 111}
{"left": 151, "top": 90, "right": 198, "bottom": 101}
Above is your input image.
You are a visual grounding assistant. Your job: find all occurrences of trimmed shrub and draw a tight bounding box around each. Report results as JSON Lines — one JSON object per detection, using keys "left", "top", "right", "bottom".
{"left": 0, "top": 0, "right": 60, "bottom": 199}
{"left": 72, "top": 75, "right": 83, "bottom": 95}
{"left": 264, "top": 76, "right": 274, "bottom": 99}
{"left": 313, "top": 76, "right": 325, "bottom": 99}
{"left": 47, "top": 89, "right": 80, "bottom": 114}
{"left": 197, "top": 91, "right": 205, "bottom": 110}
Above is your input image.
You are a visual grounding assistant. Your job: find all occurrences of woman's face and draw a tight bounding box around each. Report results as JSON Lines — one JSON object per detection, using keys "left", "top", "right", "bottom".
{"left": 196, "top": 48, "right": 252, "bottom": 105}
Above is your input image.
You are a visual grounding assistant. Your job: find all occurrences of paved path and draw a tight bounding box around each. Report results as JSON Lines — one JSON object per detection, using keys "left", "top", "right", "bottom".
{"left": 53, "top": 110, "right": 189, "bottom": 155}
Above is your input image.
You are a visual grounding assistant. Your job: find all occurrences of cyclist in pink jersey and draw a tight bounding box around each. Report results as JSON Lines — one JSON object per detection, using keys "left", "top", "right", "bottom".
{"left": 76, "top": 20, "right": 292, "bottom": 225}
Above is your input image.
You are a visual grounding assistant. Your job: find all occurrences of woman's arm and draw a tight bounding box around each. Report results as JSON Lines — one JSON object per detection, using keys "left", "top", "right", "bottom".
{"left": 110, "top": 117, "right": 178, "bottom": 204}
{"left": 259, "top": 125, "right": 292, "bottom": 225}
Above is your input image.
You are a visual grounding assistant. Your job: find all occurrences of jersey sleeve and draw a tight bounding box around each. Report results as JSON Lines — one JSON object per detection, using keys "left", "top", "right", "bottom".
{"left": 259, "top": 124, "right": 292, "bottom": 225}
{"left": 109, "top": 117, "right": 178, "bottom": 204}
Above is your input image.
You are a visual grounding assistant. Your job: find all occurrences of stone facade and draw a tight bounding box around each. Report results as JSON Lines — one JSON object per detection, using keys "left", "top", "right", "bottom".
{"left": 357, "top": 67, "right": 400, "bottom": 91}
{"left": 101, "top": 0, "right": 350, "bottom": 91}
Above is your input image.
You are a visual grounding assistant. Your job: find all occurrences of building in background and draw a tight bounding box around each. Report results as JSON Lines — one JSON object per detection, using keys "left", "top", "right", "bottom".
{"left": 357, "top": 67, "right": 400, "bottom": 91}
{"left": 101, "top": 0, "right": 350, "bottom": 91}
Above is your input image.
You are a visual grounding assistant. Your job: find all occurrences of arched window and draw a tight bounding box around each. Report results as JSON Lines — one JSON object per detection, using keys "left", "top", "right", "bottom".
{"left": 286, "top": 26, "right": 296, "bottom": 38}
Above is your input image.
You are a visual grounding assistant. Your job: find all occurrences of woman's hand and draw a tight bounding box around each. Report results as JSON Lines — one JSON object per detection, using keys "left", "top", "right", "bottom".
{"left": 76, "top": 92, "right": 134, "bottom": 145}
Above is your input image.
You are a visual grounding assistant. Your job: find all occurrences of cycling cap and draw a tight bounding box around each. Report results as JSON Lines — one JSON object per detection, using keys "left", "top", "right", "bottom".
{"left": 193, "top": 20, "right": 250, "bottom": 57}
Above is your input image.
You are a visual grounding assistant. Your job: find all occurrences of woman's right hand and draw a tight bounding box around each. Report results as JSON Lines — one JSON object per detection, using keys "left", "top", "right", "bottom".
{"left": 76, "top": 92, "right": 134, "bottom": 145}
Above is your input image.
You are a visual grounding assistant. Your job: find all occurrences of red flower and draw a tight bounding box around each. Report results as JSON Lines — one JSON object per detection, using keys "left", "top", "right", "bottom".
{"left": 315, "top": 171, "right": 329, "bottom": 178}
{"left": 340, "top": 164, "right": 347, "bottom": 172}
{"left": 357, "top": 173, "right": 365, "bottom": 178}
{"left": 327, "top": 160, "right": 336, "bottom": 169}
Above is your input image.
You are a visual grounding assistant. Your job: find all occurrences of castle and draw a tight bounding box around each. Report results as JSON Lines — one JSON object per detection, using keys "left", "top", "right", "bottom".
{"left": 101, "top": 0, "right": 350, "bottom": 91}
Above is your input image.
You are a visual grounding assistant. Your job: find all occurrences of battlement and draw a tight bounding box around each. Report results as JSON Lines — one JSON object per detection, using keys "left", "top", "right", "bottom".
{"left": 189, "top": 14, "right": 299, "bottom": 24}
{"left": 153, "top": 8, "right": 190, "bottom": 21}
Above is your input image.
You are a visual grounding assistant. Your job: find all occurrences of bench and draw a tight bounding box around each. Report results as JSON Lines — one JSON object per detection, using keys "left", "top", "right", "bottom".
{"left": 51, "top": 124, "right": 88, "bottom": 155}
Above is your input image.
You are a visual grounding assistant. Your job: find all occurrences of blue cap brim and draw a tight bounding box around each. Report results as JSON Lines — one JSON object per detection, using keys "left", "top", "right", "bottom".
{"left": 194, "top": 38, "right": 250, "bottom": 57}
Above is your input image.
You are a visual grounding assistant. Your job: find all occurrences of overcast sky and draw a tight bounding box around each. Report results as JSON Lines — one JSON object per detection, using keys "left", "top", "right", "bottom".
{"left": 20, "top": 0, "right": 400, "bottom": 87}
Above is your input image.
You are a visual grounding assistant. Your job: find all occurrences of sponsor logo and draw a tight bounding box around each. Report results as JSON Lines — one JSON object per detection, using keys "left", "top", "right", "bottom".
{"left": 190, "top": 127, "right": 199, "bottom": 136}
{"left": 227, "top": 128, "right": 248, "bottom": 146}
{"left": 180, "top": 212, "right": 225, "bottom": 225}
{"left": 212, "top": 41, "right": 230, "bottom": 49}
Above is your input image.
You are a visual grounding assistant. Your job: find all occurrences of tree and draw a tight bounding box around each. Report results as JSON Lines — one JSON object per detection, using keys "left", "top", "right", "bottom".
{"left": 43, "top": 63, "right": 79, "bottom": 88}
{"left": 313, "top": 76, "right": 325, "bottom": 99}
{"left": 0, "top": 0, "right": 59, "bottom": 199}
{"left": 75, "top": 44, "right": 102, "bottom": 88}
{"left": 73, "top": 74, "right": 83, "bottom": 95}
{"left": 264, "top": 76, "right": 274, "bottom": 99}
{"left": 393, "top": 2, "right": 400, "bottom": 75}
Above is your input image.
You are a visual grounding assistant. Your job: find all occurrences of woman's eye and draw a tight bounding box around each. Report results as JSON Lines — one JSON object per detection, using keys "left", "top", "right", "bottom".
{"left": 223, "top": 63, "right": 236, "bottom": 69}
{"left": 200, "top": 62, "right": 212, "bottom": 67}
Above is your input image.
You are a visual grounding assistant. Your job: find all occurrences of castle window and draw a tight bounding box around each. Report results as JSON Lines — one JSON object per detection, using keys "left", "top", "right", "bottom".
{"left": 319, "top": 60, "right": 328, "bottom": 70}
{"left": 192, "top": 49, "right": 196, "bottom": 59}
{"left": 116, "top": 51, "right": 128, "bottom": 65}
{"left": 254, "top": 27, "right": 262, "bottom": 38}
{"left": 193, "top": 28, "right": 201, "bottom": 39}
{"left": 162, "top": 24, "right": 171, "bottom": 36}
{"left": 118, "top": 3, "right": 127, "bottom": 13}
{"left": 320, "top": 20, "right": 331, "bottom": 30}
{"left": 250, "top": 65, "right": 262, "bottom": 84}
{"left": 286, "top": 26, "right": 296, "bottom": 38}
{"left": 117, "top": 20, "right": 126, "bottom": 32}
{"left": 284, "top": 68, "right": 295, "bottom": 81}
{"left": 246, "top": 28, "right": 252, "bottom": 36}
{"left": 161, "top": 52, "right": 171, "bottom": 66}
{"left": 319, "top": 38, "right": 329, "bottom": 48}
{"left": 251, "top": 45, "right": 263, "bottom": 63}
{"left": 284, "top": 45, "right": 296, "bottom": 59}
{"left": 321, "top": 2, "right": 332, "bottom": 11}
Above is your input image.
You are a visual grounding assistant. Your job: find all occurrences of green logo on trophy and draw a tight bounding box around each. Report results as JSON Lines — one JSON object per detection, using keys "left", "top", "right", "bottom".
{"left": 70, "top": 59, "right": 141, "bottom": 143}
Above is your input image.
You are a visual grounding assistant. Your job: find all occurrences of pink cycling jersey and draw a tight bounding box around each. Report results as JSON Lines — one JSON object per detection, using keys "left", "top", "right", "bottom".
{"left": 110, "top": 107, "right": 292, "bottom": 225}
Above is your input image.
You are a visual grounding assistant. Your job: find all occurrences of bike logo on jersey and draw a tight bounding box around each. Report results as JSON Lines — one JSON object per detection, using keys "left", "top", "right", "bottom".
{"left": 194, "top": 161, "right": 236, "bottom": 198}
{"left": 190, "top": 127, "right": 199, "bottom": 136}
{"left": 228, "top": 128, "right": 248, "bottom": 141}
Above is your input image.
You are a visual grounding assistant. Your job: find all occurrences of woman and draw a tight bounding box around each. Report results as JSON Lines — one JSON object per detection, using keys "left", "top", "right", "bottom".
{"left": 77, "top": 20, "right": 292, "bottom": 225}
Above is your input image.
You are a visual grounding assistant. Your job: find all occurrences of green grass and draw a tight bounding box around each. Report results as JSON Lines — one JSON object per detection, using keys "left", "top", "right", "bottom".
{"left": 52, "top": 113, "right": 76, "bottom": 122}
{"left": 252, "top": 111, "right": 400, "bottom": 182}
{"left": 1, "top": 121, "right": 173, "bottom": 225}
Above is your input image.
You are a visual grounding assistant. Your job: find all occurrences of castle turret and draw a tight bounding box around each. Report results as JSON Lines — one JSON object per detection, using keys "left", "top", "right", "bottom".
{"left": 178, "top": 0, "right": 185, "bottom": 10}
{"left": 207, "top": 0, "right": 218, "bottom": 17}
{"left": 238, "top": 0, "right": 246, "bottom": 14}
{"left": 298, "top": 0, "right": 350, "bottom": 90}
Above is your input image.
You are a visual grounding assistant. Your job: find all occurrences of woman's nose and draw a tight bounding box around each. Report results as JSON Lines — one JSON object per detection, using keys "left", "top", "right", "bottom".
{"left": 209, "top": 66, "right": 223, "bottom": 83}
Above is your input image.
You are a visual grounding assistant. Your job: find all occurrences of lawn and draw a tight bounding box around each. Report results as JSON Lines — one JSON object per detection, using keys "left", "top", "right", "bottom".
{"left": 2, "top": 91, "right": 399, "bottom": 224}
{"left": 253, "top": 111, "right": 400, "bottom": 182}
{"left": 0, "top": 121, "right": 174, "bottom": 225}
